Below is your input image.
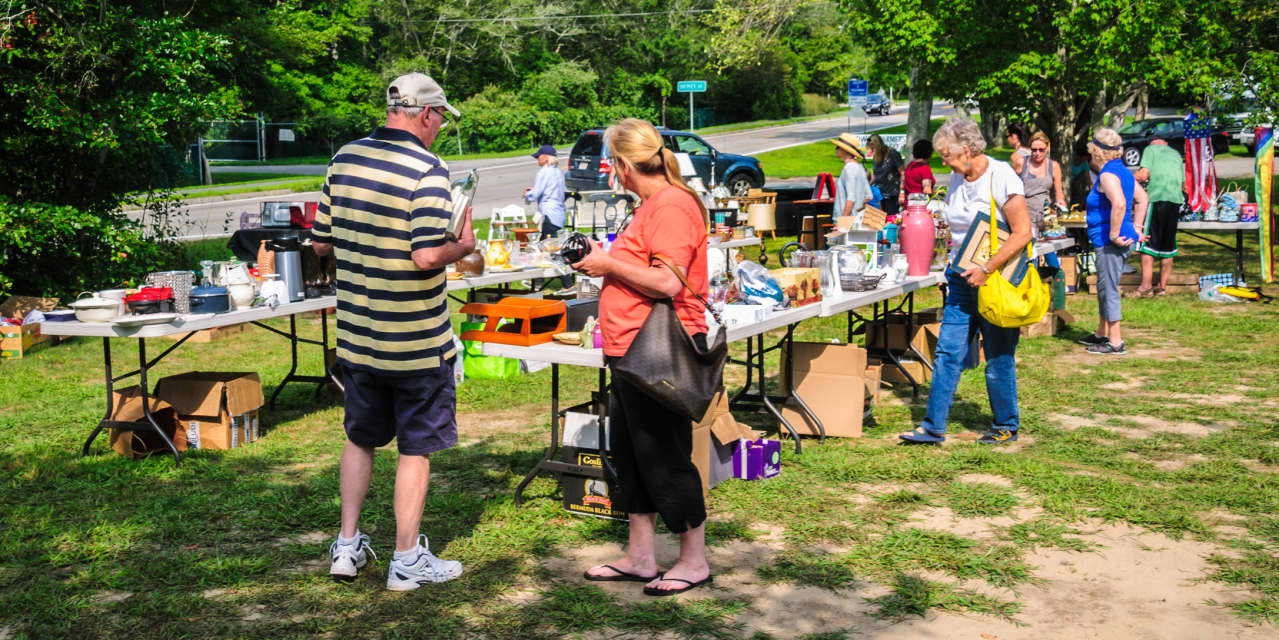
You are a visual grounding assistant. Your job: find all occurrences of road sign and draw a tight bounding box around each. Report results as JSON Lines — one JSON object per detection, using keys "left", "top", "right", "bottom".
{"left": 847, "top": 79, "right": 868, "bottom": 106}
{"left": 677, "top": 81, "right": 706, "bottom": 131}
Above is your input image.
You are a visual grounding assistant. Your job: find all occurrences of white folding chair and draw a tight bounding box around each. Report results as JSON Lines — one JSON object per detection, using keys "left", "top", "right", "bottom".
{"left": 488, "top": 204, "right": 528, "bottom": 242}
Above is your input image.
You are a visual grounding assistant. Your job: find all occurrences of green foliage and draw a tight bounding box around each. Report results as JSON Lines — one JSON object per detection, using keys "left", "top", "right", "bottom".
{"left": 801, "top": 93, "right": 839, "bottom": 116}
{"left": 0, "top": 199, "right": 186, "bottom": 300}
{"left": 0, "top": 1, "right": 237, "bottom": 212}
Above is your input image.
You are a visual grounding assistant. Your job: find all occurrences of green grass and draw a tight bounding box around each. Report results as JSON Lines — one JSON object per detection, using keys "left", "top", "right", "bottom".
{"left": 174, "top": 179, "right": 323, "bottom": 201}
{"left": 2, "top": 231, "right": 1279, "bottom": 636}
{"left": 208, "top": 172, "right": 315, "bottom": 185}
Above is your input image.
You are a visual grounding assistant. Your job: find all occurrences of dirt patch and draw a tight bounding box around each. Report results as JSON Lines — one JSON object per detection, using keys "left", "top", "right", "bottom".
{"left": 279, "top": 531, "right": 329, "bottom": 546}
{"left": 455, "top": 406, "right": 543, "bottom": 444}
{"left": 908, "top": 506, "right": 1043, "bottom": 540}
{"left": 854, "top": 521, "right": 1269, "bottom": 639}
{"left": 543, "top": 518, "right": 1269, "bottom": 639}
{"left": 90, "top": 591, "right": 132, "bottom": 605}
{"left": 1099, "top": 373, "right": 1147, "bottom": 392}
{"left": 1123, "top": 329, "right": 1202, "bottom": 361}
{"left": 1169, "top": 392, "right": 1248, "bottom": 407}
{"left": 1122, "top": 415, "right": 1229, "bottom": 438}
{"left": 1148, "top": 453, "right": 1209, "bottom": 471}
{"left": 1048, "top": 413, "right": 1099, "bottom": 432}
{"left": 956, "top": 473, "right": 1014, "bottom": 488}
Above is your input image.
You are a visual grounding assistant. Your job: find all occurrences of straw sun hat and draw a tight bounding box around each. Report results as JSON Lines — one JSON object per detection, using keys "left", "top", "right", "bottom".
{"left": 831, "top": 133, "right": 867, "bottom": 161}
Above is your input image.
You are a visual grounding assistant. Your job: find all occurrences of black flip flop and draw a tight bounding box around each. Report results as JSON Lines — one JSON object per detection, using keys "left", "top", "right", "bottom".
{"left": 583, "top": 564, "right": 659, "bottom": 583}
{"left": 642, "top": 575, "right": 713, "bottom": 596}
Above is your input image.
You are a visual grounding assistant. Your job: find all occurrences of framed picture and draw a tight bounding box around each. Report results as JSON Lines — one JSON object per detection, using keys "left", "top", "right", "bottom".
{"left": 952, "top": 213, "right": 1030, "bottom": 285}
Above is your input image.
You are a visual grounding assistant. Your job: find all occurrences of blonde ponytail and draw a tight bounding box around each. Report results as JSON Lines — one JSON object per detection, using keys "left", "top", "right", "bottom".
{"left": 605, "top": 118, "right": 709, "bottom": 225}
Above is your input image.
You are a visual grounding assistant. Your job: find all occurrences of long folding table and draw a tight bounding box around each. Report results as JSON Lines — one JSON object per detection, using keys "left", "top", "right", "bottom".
{"left": 42, "top": 265, "right": 574, "bottom": 465}
{"left": 482, "top": 270, "right": 954, "bottom": 507}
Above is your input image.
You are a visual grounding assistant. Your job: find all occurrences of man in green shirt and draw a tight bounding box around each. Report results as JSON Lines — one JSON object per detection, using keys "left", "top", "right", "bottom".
{"left": 1133, "top": 139, "right": 1185, "bottom": 295}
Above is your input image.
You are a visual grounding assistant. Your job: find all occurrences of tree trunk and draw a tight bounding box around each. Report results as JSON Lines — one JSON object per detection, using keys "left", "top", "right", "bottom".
{"left": 976, "top": 98, "right": 1004, "bottom": 148}
{"left": 904, "top": 64, "right": 933, "bottom": 162}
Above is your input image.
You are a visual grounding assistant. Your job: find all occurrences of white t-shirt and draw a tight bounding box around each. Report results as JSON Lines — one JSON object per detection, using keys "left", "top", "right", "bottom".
{"left": 946, "top": 156, "right": 1025, "bottom": 261}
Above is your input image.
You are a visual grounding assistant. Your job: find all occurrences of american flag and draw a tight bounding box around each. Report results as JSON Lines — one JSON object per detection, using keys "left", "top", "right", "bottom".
{"left": 1184, "top": 110, "right": 1217, "bottom": 212}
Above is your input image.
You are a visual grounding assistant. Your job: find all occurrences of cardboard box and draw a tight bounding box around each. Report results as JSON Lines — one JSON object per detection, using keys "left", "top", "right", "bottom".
{"left": 1019, "top": 309, "right": 1076, "bottom": 339}
{"left": 1, "top": 323, "right": 51, "bottom": 359}
{"left": 692, "top": 388, "right": 751, "bottom": 494}
{"left": 106, "top": 386, "right": 187, "bottom": 459}
{"left": 866, "top": 310, "right": 940, "bottom": 353}
{"left": 1020, "top": 311, "right": 1056, "bottom": 338}
{"left": 732, "top": 438, "right": 781, "bottom": 480}
{"left": 772, "top": 267, "right": 823, "bottom": 307}
{"left": 558, "top": 446, "right": 627, "bottom": 521}
{"left": 164, "top": 322, "right": 247, "bottom": 343}
{"left": 781, "top": 340, "right": 867, "bottom": 389}
{"left": 881, "top": 358, "right": 932, "bottom": 384}
{"left": 0, "top": 296, "right": 59, "bottom": 320}
{"left": 154, "top": 372, "right": 264, "bottom": 450}
{"left": 911, "top": 323, "right": 941, "bottom": 363}
{"left": 865, "top": 363, "right": 882, "bottom": 406}
{"left": 1061, "top": 255, "right": 1078, "bottom": 293}
{"left": 780, "top": 342, "right": 868, "bottom": 438}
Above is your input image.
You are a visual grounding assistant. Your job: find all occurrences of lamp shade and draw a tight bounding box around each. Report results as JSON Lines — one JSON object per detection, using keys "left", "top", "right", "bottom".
{"left": 746, "top": 203, "right": 775, "bottom": 231}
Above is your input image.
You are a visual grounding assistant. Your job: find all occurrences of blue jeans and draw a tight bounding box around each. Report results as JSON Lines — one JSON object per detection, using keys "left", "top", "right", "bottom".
{"left": 921, "top": 271, "right": 1021, "bottom": 434}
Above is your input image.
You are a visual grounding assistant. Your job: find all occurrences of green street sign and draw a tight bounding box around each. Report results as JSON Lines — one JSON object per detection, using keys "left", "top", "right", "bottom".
{"left": 677, "top": 80, "right": 707, "bottom": 93}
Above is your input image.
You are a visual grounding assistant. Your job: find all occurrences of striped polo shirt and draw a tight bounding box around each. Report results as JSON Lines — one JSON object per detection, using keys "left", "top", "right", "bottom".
{"left": 311, "top": 127, "right": 456, "bottom": 376}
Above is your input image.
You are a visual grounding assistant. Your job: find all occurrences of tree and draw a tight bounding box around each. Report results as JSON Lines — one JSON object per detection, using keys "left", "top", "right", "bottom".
{"left": 844, "top": 0, "right": 955, "bottom": 160}
{"left": 0, "top": 0, "right": 237, "bottom": 211}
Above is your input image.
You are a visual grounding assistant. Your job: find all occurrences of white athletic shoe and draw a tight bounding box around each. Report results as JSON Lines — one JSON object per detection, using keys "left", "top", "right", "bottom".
{"left": 385, "top": 534, "right": 463, "bottom": 591}
{"left": 329, "top": 532, "right": 375, "bottom": 583}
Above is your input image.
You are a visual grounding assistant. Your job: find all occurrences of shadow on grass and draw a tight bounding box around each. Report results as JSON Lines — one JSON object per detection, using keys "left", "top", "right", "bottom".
{"left": 0, "top": 434, "right": 567, "bottom": 639}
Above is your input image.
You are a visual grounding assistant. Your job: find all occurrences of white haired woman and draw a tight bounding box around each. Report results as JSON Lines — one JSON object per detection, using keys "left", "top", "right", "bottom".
{"left": 899, "top": 117, "right": 1032, "bottom": 446}
{"left": 1078, "top": 128, "right": 1148, "bottom": 355}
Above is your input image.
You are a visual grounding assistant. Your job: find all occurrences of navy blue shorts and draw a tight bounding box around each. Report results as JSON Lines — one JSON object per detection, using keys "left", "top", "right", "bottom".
{"left": 342, "top": 361, "right": 457, "bottom": 456}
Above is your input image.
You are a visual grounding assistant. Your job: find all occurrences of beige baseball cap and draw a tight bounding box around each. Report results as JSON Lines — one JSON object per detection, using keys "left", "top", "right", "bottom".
{"left": 386, "top": 73, "right": 460, "bottom": 117}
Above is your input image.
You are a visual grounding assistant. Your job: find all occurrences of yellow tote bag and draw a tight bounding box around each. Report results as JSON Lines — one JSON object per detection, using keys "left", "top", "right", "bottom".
{"left": 976, "top": 193, "right": 1049, "bottom": 328}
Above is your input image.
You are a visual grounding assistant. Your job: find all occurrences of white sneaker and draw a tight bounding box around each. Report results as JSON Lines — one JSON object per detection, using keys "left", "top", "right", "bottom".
{"left": 386, "top": 534, "right": 462, "bottom": 591}
{"left": 329, "top": 532, "right": 375, "bottom": 583}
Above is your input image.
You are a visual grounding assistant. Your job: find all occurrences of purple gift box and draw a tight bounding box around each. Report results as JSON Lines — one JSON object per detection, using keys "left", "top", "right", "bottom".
{"left": 732, "top": 437, "right": 781, "bottom": 480}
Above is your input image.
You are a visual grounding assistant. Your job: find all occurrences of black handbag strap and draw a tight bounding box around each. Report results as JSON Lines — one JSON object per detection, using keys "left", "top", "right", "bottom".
{"left": 652, "top": 254, "right": 724, "bottom": 326}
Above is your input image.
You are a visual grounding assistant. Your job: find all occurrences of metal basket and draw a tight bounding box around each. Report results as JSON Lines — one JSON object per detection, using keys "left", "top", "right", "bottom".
{"left": 146, "top": 270, "right": 194, "bottom": 313}
{"left": 840, "top": 273, "right": 885, "bottom": 292}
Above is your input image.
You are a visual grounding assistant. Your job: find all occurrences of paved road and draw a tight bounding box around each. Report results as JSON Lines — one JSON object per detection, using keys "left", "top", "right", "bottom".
{"left": 164, "top": 105, "right": 951, "bottom": 239}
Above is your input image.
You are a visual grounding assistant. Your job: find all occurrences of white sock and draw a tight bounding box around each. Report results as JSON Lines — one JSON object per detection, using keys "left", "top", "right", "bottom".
{"left": 337, "top": 530, "right": 359, "bottom": 546}
{"left": 393, "top": 545, "right": 421, "bottom": 560}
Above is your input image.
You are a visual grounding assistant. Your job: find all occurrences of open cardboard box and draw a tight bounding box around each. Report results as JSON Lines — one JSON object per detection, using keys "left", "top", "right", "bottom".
{"left": 779, "top": 342, "right": 867, "bottom": 438}
{"left": 107, "top": 386, "right": 187, "bottom": 459}
{"left": 154, "top": 372, "right": 264, "bottom": 450}
{"left": 692, "top": 387, "right": 753, "bottom": 493}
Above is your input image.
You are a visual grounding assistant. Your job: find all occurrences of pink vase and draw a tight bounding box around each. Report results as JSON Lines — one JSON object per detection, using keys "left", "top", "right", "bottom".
{"left": 899, "top": 204, "right": 935, "bottom": 276}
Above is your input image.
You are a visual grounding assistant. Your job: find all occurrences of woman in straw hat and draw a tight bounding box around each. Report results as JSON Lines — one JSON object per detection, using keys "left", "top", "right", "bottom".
{"left": 832, "top": 133, "right": 872, "bottom": 224}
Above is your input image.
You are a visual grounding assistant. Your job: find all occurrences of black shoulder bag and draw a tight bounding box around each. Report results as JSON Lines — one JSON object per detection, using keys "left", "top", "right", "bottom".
{"left": 611, "top": 255, "right": 728, "bottom": 421}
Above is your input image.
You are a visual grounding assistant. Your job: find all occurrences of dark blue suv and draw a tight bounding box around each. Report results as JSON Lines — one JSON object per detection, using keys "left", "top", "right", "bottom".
{"left": 566, "top": 128, "right": 765, "bottom": 196}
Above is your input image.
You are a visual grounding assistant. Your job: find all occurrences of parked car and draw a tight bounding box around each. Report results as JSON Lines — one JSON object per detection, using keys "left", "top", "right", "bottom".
{"left": 565, "top": 128, "right": 765, "bottom": 196}
{"left": 1117, "top": 116, "right": 1230, "bottom": 167}
{"left": 863, "top": 94, "right": 891, "bottom": 116}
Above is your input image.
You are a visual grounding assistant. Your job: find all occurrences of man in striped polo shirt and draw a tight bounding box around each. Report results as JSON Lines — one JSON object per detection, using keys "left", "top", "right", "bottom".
{"left": 311, "top": 73, "right": 475, "bottom": 591}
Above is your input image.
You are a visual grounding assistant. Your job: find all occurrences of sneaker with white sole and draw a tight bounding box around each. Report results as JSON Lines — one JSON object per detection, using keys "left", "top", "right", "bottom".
{"left": 386, "top": 534, "right": 462, "bottom": 591}
{"left": 1086, "top": 340, "right": 1127, "bottom": 355}
{"left": 329, "top": 532, "right": 375, "bottom": 583}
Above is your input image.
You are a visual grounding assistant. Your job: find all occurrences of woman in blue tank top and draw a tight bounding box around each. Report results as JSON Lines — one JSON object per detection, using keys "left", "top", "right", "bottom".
{"left": 1080, "top": 128, "right": 1148, "bottom": 356}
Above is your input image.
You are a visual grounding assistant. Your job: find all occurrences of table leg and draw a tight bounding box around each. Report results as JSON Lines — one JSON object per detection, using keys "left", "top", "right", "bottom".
{"left": 595, "top": 368, "right": 616, "bottom": 482}
{"left": 783, "top": 325, "right": 824, "bottom": 443}
{"left": 756, "top": 334, "right": 803, "bottom": 454}
{"left": 729, "top": 336, "right": 756, "bottom": 406}
{"left": 81, "top": 338, "right": 114, "bottom": 456}
{"left": 1236, "top": 229, "right": 1246, "bottom": 284}
{"left": 136, "top": 338, "right": 182, "bottom": 465}
{"left": 268, "top": 314, "right": 300, "bottom": 410}
{"left": 515, "top": 364, "right": 561, "bottom": 506}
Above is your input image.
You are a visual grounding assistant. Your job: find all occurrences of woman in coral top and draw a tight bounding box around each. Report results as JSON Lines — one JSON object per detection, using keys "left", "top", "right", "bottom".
{"left": 571, "top": 118, "right": 713, "bottom": 596}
